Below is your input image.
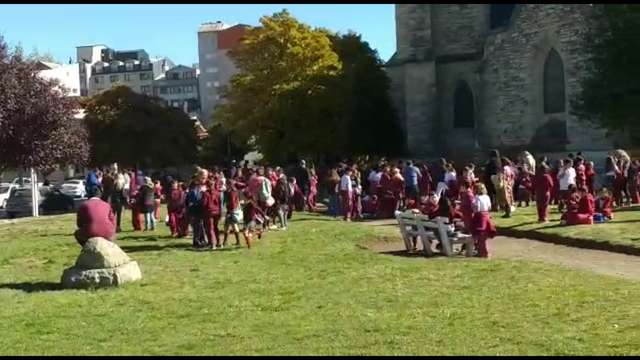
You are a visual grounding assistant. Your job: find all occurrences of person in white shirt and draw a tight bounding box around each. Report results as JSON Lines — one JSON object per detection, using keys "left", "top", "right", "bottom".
{"left": 472, "top": 183, "right": 497, "bottom": 258}
{"left": 367, "top": 167, "right": 382, "bottom": 195}
{"left": 340, "top": 168, "right": 353, "bottom": 221}
{"left": 557, "top": 158, "right": 576, "bottom": 212}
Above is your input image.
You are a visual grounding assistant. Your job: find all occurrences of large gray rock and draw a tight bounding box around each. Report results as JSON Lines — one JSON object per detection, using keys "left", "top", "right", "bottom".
{"left": 61, "top": 261, "right": 142, "bottom": 289}
{"left": 61, "top": 237, "right": 142, "bottom": 289}
{"left": 75, "top": 237, "right": 131, "bottom": 269}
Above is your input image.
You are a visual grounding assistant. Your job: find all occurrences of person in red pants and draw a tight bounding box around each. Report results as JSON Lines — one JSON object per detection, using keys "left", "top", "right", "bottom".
{"left": 535, "top": 164, "right": 555, "bottom": 223}
{"left": 471, "top": 183, "right": 497, "bottom": 258}
{"left": 202, "top": 179, "right": 222, "bottom": 249}
{"left": 564, "top": 187, "right": 594, "bottom": 225}
{"left": 153, "top": 179, "right": 163, "bottom": 221}
{"left": 167, "top": 180, "right": 186, "bottom": 237}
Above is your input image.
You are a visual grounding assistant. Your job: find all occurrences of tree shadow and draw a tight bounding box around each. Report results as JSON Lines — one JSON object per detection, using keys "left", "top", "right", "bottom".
{"left": 0, "top": 281, "right": 66, "bottom": 293}
{"left": 119, "top": 242, "right": 192, "bottom": 253}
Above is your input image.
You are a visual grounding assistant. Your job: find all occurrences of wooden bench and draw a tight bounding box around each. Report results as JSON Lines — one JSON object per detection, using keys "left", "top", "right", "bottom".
{"left": 395, "top": 211, "right": 474, "bottom": 257}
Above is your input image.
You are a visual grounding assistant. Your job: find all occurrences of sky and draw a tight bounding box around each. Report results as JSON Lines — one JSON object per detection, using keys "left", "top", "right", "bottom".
{"left": 0, "top": 4, "right": 396, "bottom": 66}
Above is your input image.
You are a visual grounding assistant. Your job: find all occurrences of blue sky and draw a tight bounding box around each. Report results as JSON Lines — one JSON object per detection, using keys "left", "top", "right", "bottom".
{"left": 0, "top": 4, "right": 396, "bottom": 66}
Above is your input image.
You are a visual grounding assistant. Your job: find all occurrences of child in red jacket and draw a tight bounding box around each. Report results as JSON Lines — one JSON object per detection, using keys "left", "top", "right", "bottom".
{"left": 167, "top": 180, "right": 186, "bottom": 237}
{"left": 202, "top": 179, "right": 222, "bottom": 249}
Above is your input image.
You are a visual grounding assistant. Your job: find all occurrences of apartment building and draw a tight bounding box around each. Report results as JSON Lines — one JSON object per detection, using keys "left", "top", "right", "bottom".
{"left": 76, "top": 45, "right": 173, "bottom": 97}
{"left": 154, "top": 65, "right": 200, "bottom": 114}
{"left": 36, "top": 61, "right": 81, "bottom": 97}
{"left": 197, "top": 21, "right": 249, "bottom": 125}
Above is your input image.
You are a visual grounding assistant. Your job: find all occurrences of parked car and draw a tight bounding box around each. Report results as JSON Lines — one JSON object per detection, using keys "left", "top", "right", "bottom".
{"left": 5, "top": 187, "right": 76, "bottom": 219}
{"left": 5, "top": 187, "right": 46, "bottom": 219}
{"left": 40, "top": 189, "right": 76, "bottom": 215}
{"left": 60, "top": 179, "right": 86, "bottom": 199}
{"left": 11, "top": 177, "right": 43, "bottom": 189}
{"left": 0, "top": 183, "right": 16, "bottom": 209}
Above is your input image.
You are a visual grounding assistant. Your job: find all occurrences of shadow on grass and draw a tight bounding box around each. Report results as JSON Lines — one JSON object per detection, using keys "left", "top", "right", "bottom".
{"left": 118, "top": 234, "right": 174, "bottom": 241}
{"left": 119, "top": 242, "right": 192, "bottom": 253}
{"left": 0, "top": 281, "right": 65, "bottom": 293}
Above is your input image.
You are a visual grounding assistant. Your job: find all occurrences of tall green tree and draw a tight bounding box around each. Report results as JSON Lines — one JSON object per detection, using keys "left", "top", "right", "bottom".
{"left": 83, "top": 86, "right": 198, "bottom": 169}
{"left": 574, "top": 4, "right": 640, "bottom": 142}
{"left": 215, "top": 10, "right": 342, "bottom": 164}
{"left": 331, "top": 32, "right": 403, "bottom": 157}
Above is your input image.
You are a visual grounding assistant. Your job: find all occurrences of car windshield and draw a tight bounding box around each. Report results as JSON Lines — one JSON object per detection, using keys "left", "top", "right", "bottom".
{"left": 0, "top": 186, "right": 10, "bottom": 194}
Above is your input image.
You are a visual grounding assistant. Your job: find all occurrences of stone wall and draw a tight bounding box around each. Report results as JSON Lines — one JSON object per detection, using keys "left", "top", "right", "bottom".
{"left": 480, "top": 4, "right": 611, "bottom": 152}
{"left": 431, "top": 4, "right": 489, "bottom": 56}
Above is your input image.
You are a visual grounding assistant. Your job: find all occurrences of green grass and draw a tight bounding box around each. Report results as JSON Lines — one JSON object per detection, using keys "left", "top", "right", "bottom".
{"left": 1, "top": 211, "right": 640, "bottom": 355}
{"left": 493, "top": 205, "right": 640, "bottom": 250}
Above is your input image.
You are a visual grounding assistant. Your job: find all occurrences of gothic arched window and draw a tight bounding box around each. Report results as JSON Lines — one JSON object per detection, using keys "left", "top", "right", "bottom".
{"left": 490, "top": 4, "right": 516, "bottom": 29}
{"left": 454, "top": 81, "right": 475, "bottom": 129}
{"left": 543, "top": 48, "right": 566, "bottom": 114}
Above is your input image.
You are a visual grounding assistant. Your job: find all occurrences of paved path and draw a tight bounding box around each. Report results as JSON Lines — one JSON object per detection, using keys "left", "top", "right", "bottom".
{"left": 362, "top": 219, "right": 640, "bottom": 281}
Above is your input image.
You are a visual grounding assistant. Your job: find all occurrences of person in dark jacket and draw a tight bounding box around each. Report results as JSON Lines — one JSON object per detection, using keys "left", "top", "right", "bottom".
{"left": 137, "top": 177, "right": 156, "bottom": 231}
{"left": 273, "top": 175, "right": 290, "bottom": 230}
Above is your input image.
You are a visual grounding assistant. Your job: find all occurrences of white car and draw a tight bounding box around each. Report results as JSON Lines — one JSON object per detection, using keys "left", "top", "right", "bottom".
{"left": 11, "top": 177, "right": 43, "bottom": 189}
{"left": 60, "top": 180, "right": 86, "bottom": 198}
{"left": 0, "top": 183, "right": 16, "bottom": 209}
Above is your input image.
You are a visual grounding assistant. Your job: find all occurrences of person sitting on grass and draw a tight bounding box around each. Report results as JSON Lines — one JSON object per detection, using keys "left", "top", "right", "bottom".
{"left": 562, "top": 186, "right": 594, "bottom": 225}
{"left": 595, "top": 188, "right": 614, "bottom": 221}
{"left": 74, "top": 188, "right": 116, "bottom": 247}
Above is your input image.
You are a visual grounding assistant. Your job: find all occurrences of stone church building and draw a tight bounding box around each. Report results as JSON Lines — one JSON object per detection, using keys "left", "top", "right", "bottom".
{"left": 386, "top": 4, "right": 614, "bottom": 158}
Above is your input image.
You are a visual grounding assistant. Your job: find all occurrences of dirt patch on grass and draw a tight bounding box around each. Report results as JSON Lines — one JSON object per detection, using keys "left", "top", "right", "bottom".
{"left": 364, "top": 233, "right": 640, "bottom": 281}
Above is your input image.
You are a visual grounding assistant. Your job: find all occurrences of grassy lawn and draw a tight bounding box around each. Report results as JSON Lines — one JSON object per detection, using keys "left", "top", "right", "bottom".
{"left": 1, "top": 211, "right": 640, "bottom": 355}
{"left": 493, "top": 205, "right": 640, "bottom": 251}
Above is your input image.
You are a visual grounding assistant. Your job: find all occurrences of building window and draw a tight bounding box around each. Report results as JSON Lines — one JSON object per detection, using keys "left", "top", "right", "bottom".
{"left": 72, "top": 88, "right": 78, "bottom": 94}
{"left": 159, "top": 87, "right": 168, "bottom": 94}
{"left": 214, "top": 81, "right": 220, "bottom": 87}
{"left": 543, "top": 48, "right": 566, "bottom": 114}
{"left": 139, "top": 72, "right": 151, "bottom": 80}
{"left": 205, "top": 53, "right": 216, "bottom": 59}
{"left": 206, "top": 81, "right": 213, "bottom": 88}
{"left": 94, "top": 76, "right": 101, "bottom": 84}
{"left": 490, "top": 4, "right": 516, "bottom": 29}
{"left": 184, "top": 72, "right": 194, "bottom": 79}
{"left": 126, "top": 63, "right": 133, "bottom": 70}
{"left": 141, "top": 85, "right": 151, "bottom": 94}
{"left": 110, "top": 75, "right": 120, "bottom": 83}
{"left": 95, "top": 66, "right": 102, "bottom": 74}
{"left": 124, "top": 74, "right": 132, "bottom": 81}
{"left": 184, "top": 86, "right": 193, "bottom": 93}
{"left": 453, "top": 81, "right": 474, "bottom": 129}
{"left": 206, "top": 67, "right": 218, "bottom": 73}
{"left": 171, "top": 73, "right": 180, "bottom": 80}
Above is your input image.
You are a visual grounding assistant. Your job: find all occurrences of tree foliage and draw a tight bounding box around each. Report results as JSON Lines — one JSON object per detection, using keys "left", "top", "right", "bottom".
{"left": 330, "top": 32, "right": 404, "bottom": 157}
{"left": 574, "top": 4, "right": 640, "bottom": 141}
{"left": 83, "top": 85, "right": 199, "bottom": 169}
{"left": 215, "top": 10, "right": 342, "bottom": 164}
{"left": 215, "top": 10, "right": 404, "bottom": 164}
{"left": 198, "top": 123, "right": 251, "bottom": 166}
{"left": 0, "top": 36, "right": 89, "bottom": 172}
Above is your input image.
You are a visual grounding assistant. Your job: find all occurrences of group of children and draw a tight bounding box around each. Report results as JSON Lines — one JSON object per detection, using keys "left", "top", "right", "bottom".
{"left": 160, "top": 164, "right": 317, "bottom": 250}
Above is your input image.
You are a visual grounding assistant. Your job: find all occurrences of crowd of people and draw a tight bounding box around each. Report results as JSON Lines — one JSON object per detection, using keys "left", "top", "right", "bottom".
{"left": 74, "top": 160, "right": 319, "bottom": 250}
{"left": 321, "top": 149, "right": 637, "bottom": 257}
{"left": 72, "top": 148, "right": 637, "bottom": 257}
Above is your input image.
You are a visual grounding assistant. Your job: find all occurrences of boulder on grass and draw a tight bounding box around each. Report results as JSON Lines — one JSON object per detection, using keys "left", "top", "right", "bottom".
{"left": 61, "top": 237, "right": 142, "bottom": 289}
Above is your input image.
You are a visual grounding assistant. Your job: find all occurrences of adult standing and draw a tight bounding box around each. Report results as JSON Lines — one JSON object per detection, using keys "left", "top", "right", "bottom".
{"left": 402, "top": 160, "right": 422, "bottom": 202}
{"left": 339, "top": 167, "right": 353, "bottom": 221}
{"left": 294, "top": 160, "right": 311, "bottom": 209}
{"left": 483, "top": 150, "right": 502, "bottom": 210}
{"left": 85, "top": 167, "right": 101, "bottom": 198}
{"left": 367, "top": 165, "right": 382, "bottom": 196}
{"left": 138, "top": 177, "right": 156, "bottom": 231}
